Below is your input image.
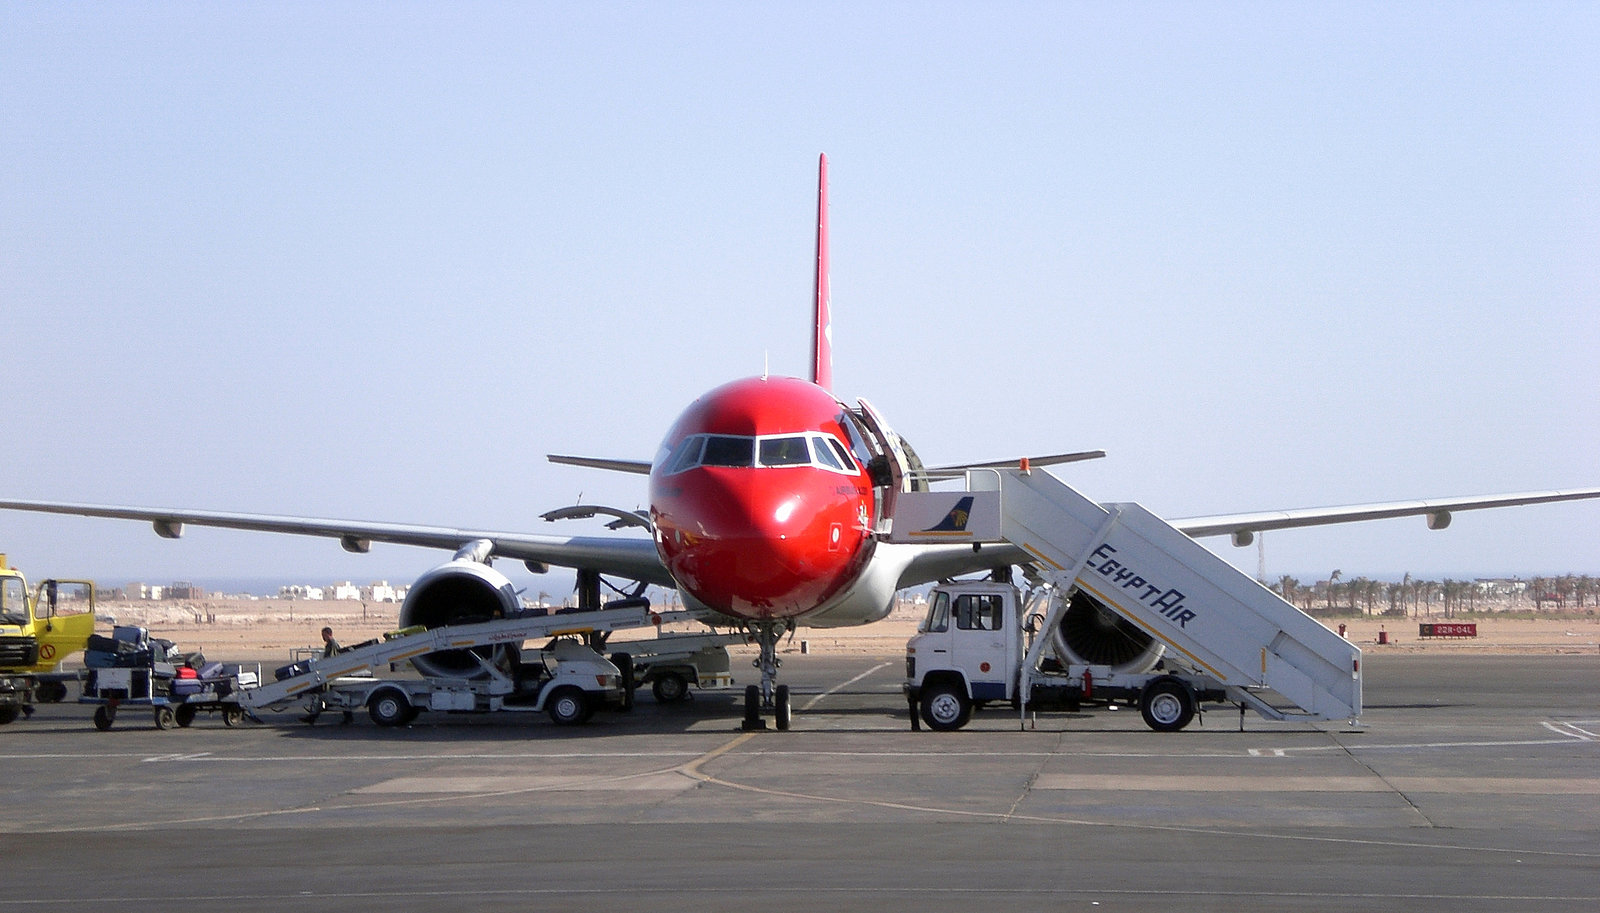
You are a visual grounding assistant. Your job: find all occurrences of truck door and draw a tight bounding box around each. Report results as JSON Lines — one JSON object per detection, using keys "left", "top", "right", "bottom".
{"left": 948, "top": 590, "right": 1010, "bottom": 702}
{"left": 32, "top": 580, "right": 96, "bottom": 673}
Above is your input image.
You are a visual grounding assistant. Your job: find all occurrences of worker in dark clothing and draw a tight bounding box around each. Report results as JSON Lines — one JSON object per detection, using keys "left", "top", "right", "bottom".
{"left": 301, "top": 627, "right": 355, "bottom": 725}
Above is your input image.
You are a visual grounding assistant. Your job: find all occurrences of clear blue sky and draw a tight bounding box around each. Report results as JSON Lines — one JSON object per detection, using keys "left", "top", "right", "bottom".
{"left": 2, "top": 2, "right": 1596, "bottom": 593}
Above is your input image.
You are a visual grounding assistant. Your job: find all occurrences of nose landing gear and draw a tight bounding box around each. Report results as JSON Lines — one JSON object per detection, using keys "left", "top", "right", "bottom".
{"left": 741, "top": 620, "right": 793, "bottom": 731}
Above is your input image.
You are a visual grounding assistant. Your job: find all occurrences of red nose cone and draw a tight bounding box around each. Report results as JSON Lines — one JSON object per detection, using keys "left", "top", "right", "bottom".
{"left": 655, "top": 467, "right": 865, "bottom": 619}
{"left": 648, "top": 376, "right": 875, "bottom": 621}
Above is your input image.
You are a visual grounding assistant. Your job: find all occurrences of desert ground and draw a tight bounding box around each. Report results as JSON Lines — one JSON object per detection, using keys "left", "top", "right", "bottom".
{"left": 75, "top": 595, "right": 1600, "bottom": 669}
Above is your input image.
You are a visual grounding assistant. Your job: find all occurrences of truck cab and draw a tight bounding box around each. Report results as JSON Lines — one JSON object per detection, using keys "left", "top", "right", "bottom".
{"left": 0, "top": 558, "right": 96, "bottom": 676}
{"left": 905, "top": 582, "right": 1024, "bottom": 730}
{"left": 1, "top": 556, "right": 98, "bottom": 720}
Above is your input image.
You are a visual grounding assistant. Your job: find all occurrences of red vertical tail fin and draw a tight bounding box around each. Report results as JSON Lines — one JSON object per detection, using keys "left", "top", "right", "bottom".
{"left": 811, "top": 153, "right": 832, "bottom": 391}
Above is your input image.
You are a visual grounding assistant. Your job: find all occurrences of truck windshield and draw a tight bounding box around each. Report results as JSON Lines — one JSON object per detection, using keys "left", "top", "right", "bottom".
{"left": 0, "top": 578, "right": 27, "bottom": 625}
{"left": 919, "top": 591, "right": 949, "bottom": 633}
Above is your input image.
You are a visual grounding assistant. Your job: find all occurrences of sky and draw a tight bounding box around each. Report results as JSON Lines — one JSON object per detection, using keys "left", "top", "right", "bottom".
{"left": 2, "top": 2, "right": 1597, "bottom": 596}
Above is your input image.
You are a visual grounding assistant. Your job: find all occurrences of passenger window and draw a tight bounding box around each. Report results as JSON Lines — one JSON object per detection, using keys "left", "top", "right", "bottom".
{"left": 701, "top": 436, "right": 755, "bottom": 467}
{"left": 759, "top": 436, "right": 811, "bottom": 467}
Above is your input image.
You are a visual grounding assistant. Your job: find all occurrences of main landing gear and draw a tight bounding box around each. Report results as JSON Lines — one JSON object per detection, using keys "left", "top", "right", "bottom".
{"left": 741, "top": 620, "right": 793, "bottom": 731}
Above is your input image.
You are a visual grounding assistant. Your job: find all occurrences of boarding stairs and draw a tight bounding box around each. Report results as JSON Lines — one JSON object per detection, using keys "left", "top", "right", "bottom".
{"left": 238, "top": 604, "right": 656, "bottom": 711}
{"left": 886, "top": 467, "right": 1361, "bottom": 724}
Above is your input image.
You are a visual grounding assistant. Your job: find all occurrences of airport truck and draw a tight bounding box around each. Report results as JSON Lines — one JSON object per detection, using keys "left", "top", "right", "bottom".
{"left": 0, "top": 555, "right": 97, "bottom": 723}
{"left": 893, "top": 467, "right": 1362, "bottom": 733}
{"left": 906, "top": 580, "right": 1231, "bottom": 731}
{"left": 242, "top": 603, "right": 693, "bottom": 727}
{"left": 611, "top": 630, "right": 744, "bottom": 703}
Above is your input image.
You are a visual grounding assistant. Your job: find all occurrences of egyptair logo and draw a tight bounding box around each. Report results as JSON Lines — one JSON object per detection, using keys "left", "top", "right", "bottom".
{"left": 924, "top": 496, "right": 974, "bottom": 532}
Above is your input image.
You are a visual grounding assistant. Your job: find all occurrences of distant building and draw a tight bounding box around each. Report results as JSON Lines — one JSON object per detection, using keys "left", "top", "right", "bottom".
{"left": 364, "top": 581, "right": 400, "bottom": 603}
{"left": 278, "top": 585, "right": 325, "bottom": 600}
{"left": 167, "top": 581, "right": 207, "bottom": 600}
{"left": 328, "top": 581, "right": 361, "bottom": 601}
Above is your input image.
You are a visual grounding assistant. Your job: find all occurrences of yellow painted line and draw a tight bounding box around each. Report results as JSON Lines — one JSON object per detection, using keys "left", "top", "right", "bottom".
{"left": 550, "top": 627, "right": 594, "bottom": 637}
{"left": 390, "top": 648, "right": 431, "bottom": 661}
{"left": 1078, "top": 580, "right": 1224, "bottom": 680}
{"left": 907, "top": 531, "right": 980, "bottom": 540}
{"left": 286, "top": 682, "right": 314, "bottom": 695}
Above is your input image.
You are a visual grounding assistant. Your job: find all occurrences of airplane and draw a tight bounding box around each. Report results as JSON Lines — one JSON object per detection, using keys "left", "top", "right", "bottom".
{"left": 4, "top": 153, "right": 1599, "bottom": 729}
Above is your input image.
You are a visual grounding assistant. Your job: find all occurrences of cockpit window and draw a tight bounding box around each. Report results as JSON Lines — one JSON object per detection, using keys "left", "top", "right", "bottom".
{"left": 825, "top": 436, "right": 856, "bottom": 471}
{"left": 813, "top": 437, "right": 844, "bottom": 470}
{"left": 661, "top": 432, "right": 860, "bottom": 474}
{"left": 759, "top": 436, "right": 811, "bottom": 467}
{"left": 701, "top": 435, "right": 755, "bottom": 467}
{"left": 664, "top": 436, "right": 705, "bottom": 474}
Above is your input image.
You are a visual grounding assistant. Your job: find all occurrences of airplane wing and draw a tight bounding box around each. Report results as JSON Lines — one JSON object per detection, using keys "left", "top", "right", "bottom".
{"left": 546, "top": 455, "right": 653, "bottom": 475}
{"left": 895, "top": 486, "right": 1600, "bottom": 587}
{"left": 0, "top": 499, "right": 673, "bottom": 586}
{"left": 1171, "top": 488, "right": 1600, "bottom": 542}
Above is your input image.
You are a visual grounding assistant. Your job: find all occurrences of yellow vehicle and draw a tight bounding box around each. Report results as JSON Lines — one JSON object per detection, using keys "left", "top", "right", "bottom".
{"left": 0, "top": 554, "right": 97, "bottom": 722}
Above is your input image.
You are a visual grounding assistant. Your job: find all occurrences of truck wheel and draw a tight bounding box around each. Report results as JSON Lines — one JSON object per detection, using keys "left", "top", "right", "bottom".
{"left": 154, "top": 706, "right": 176, "bottom": 730}
{"left": 920, "top": 682, "right": 971, "bottom": 732}
{"left": 547, "top": 686, "right": 590, "bottom": 726}
{"left": 1139, "top": 678, "right": 1196, "bottom": 732}
{"left": 368, "top": 689, "right": 411, "bottom": 727}
{"left": 92, "top": 705, "right": 114, "bottom": 731}
{"left": 222, "top": 707, "right": 245, "bottom": 728}
{"left": 0, "top": 705, "right": 19, "bottom": 726}
{"left": 775, "top": 684, "right": 791, "bottom": 731}
{"left": 651, "top": 671, "right": 688, "bottom": 703}
{"left": 174, "top": 705, "right": 197, "bottom": 728}
{"left": 36, "top": 681, "right": 69, "bottom": 703}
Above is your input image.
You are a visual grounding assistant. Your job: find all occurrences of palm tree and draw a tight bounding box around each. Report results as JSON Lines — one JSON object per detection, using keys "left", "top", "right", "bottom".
{"left": 1275, "top": 576, "right": 1301, "bottom": 606}
{"left": 1326, "top": 569, "right": 1342, "bottom": 614}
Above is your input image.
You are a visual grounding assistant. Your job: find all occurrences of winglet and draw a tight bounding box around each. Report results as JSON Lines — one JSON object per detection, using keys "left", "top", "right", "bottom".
{"left": 811, "top": 153, "right": 832, "bottom": 391}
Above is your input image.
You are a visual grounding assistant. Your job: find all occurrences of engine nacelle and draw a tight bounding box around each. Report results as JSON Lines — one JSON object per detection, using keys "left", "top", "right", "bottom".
{"left": 399, "top": 559, "right": 522, "bottom": 679}
{"left": 1048, "top": 589, "right": 1165, "bottom": 674}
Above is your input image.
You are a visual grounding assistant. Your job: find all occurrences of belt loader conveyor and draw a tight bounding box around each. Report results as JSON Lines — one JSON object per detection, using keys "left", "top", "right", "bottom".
{"left": 238, "top": 604, "right": 657, "bottom": 712}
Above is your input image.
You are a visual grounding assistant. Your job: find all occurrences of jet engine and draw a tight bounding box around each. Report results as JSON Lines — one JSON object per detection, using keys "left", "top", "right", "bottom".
{"left": 1048, "top": 588, "right": 1164, "bottom": 674}
{"left": 398, "top": 559, "right": 522, "bottom": 679}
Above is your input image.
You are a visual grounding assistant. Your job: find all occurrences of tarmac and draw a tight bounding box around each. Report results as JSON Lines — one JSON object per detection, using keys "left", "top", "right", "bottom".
{"left": 2, "top": 652, "right": 1596, "bottom": 912}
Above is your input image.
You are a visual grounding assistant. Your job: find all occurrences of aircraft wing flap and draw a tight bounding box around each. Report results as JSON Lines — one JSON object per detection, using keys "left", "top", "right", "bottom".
{"left": 0, "top": 499, "right": 671, "bottom": 585}
{"left": 1172, "top": 488, "right": 1600, "bottom": 539}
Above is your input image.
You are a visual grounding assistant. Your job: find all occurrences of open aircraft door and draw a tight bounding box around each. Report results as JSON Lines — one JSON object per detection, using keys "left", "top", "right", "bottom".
{"left": 853, "top": 397, "right": 924, "bottom": 531}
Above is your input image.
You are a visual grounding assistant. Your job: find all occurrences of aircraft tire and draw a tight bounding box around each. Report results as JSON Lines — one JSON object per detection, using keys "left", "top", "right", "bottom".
{"left": 775, "top": 684, "right": 791, "bottom": 731}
